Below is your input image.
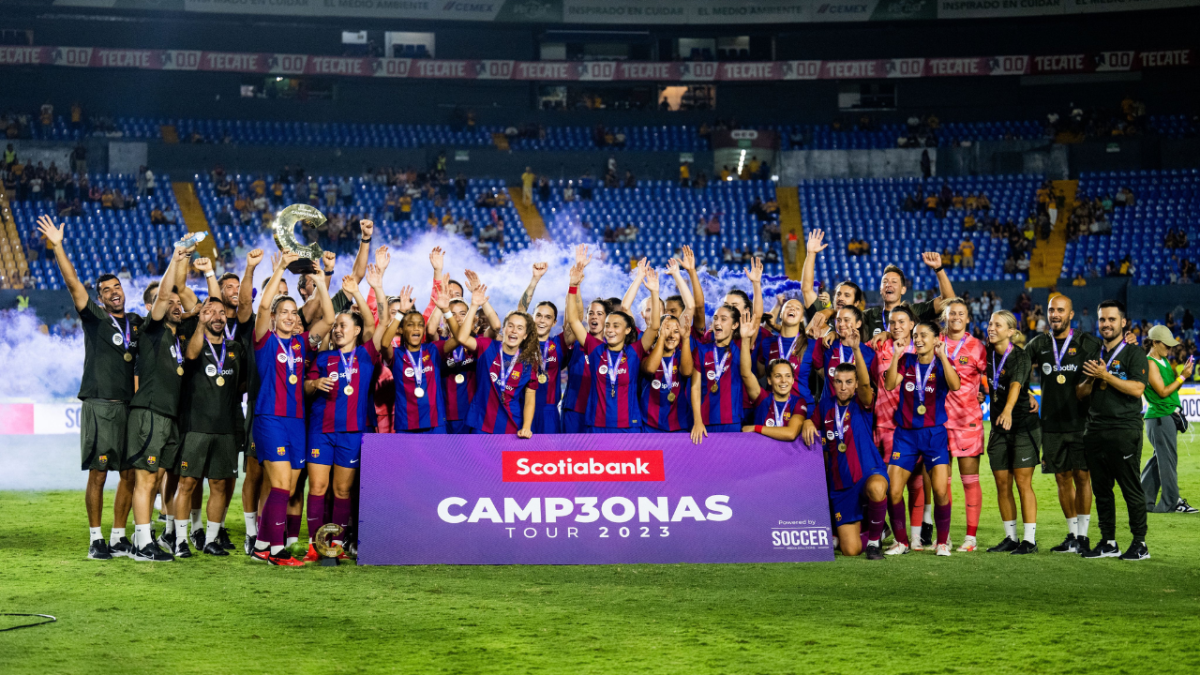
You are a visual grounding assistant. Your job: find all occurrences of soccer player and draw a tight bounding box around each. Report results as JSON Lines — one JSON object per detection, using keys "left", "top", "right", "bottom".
{"left": 740, "top": 325, "right": 808, "bottom": 441}
{"left": 761, "top": 298, "right": 816, "bottom": 409}
{"left": 1025, "top": 293, "right": 1101, "bottom": 553}
{"left": 37, "top": 215, "right": 141, "bottom": 560}
{"left": 449, "top": 284, "right": 540, "bottom": 437}
{"left": 1141, "top": 325, "right": 1196, "bottom": 513}
{"left": 1078, "top": 300, "right": 1151, "bottom": 561}
{"left": 983, "top": 311, "right": 1040, "bottom": 555}
{"left": 940, "top": 298, "right": 988, "bottom": 552}
{"left": 565, "top": 252, "right": 661, "bottom": 433}
{"left": 800, "top": 230, "right": 866, "bottom": 318}
{"left": 883, "top": 321, "right": 961, "bottom": 556}
{"left": 813, "top": 306, "right": 876, "bottom": 402}
{"left": 802, "top": 359, "right": 889, "bottom": 560}
{"left": 305, "top": 275, "right": 380, "bottom": 560}
{"left": 380, "top": 292, "right": 445, "bottom": 433}
{"left": 437, "top": 295, "right": 479, "bottom": 434}
{"left": 561, "top": 246, "right": 609, "bottom": 434}
{"left": 641, "top": 312, "right": 696, "bottom": 433}
{"left": 125, "top": 245, "right": 198, "bottom": 561}
{"left": 872, "top": 305, "right": 921, "bottom": 544}
{"left": 174, "top": 299, "right": 246, "bottom": 558}
{"left": 250, "top": 251, "right": 334, "bottom": 566}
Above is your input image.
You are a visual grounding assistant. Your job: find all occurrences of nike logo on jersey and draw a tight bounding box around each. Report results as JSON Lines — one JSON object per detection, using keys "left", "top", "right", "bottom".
{"left": 1123, "top": 454, "right": 1134, "bottom": 460}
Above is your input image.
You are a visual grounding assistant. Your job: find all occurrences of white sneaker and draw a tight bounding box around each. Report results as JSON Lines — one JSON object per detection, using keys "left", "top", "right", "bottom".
{"left": 910, "top": 539, "right": 924, "bottom": 552}
{"left": 936, "top": 543, "right": 952, "bottom": 557}
{"left": 832, "top": 535, "right": 840, "bottom": 551}
{"left": 957, "top": 536, "right": 978, "bottom": 552}
{"left": 884, "top": 541, "right": 909, "bottom": 556}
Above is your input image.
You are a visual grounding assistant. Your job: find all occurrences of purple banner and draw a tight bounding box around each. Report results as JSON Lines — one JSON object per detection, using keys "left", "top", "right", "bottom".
{"left": 359, "top": 433, "right": 833, "bottom": 565}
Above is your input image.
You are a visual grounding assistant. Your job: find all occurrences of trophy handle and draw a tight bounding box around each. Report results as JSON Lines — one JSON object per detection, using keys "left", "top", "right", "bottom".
{"left": 272, "top": 204, "right": 326, "bottom": 272}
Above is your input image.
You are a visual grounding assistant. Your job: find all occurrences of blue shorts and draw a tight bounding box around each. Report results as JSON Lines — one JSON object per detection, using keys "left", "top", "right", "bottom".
{"left": 533, "top": 404, "right": 561, "bottom": 435}
{"left": 830, "top": 471, "right": 888, "bottom": 526}
{"left": 589, "top": 424, "right": 643, "bottom": 434}
{"left": 562, "top": 409, "right": 588, "bottom": 434}
{"left": 253, "top": 416, "right": 307, "bottom": 469}
{"left": 891, "top": 426, "right": 950, "bottom": 473}
{"left": 707, "top": 423, "right": 742, "bottom": 433}
{"left": 307, "top": 431, "right": 362, "bottom": 469}
{"left": 446, "top": 419, "right": 471, "bottom": 435}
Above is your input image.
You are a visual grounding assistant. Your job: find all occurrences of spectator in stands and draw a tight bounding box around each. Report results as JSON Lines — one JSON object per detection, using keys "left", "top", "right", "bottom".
{"left": 562, "top": 182, "right": 575, "bottom": 203}
{"left": 338, "top": 177, "right": 354, "bottom": 206}
{"left": 923, "top": 193, "right": 938, "bottom": 214}
{"left": 150, "top": 207, "right": 167, "bottom": 225}
{"left": 1003, "top": 255, "right": 1017, "bottom": 275}
{"left": 215, "top": 205, "right": 233, "bottom": 227}
{"left": 705, "top": 212, "right": 722, "bottom": 238}
{"left": 537, "top": 177, "right": 551, "bottom": 202}
{"left": 323, "top": 180, "right": 337, "bottom": 208}
{"left": 959, "top": 239, "right": 975, "bottom": 269}
{"left": 722, "top": 247, "right": 734, "bottom": 263}
{"left": 1072, "top": 273, "right": 1087, "bottom": 287}
{"left": 941, "top": 248, "right": 954, "bottom": 269}
{"left": 679, "top": 161, "right": 691, "bottom": 187}
{"left": 764, "top": 247, "right": 780, "bottom": 265}
{"left": 253, "top": 192, "right": 269, "bottom": 213}
{"left": 963, "top": 213, "right": 976, "bottom": 231}
{"left": 522, "top": 167, "right": 535, "bottom": 205}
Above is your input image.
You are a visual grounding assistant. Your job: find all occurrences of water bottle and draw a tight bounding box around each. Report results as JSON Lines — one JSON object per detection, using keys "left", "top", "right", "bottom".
{"left": 174, "top": 231, "right": 207, "bottom": 249}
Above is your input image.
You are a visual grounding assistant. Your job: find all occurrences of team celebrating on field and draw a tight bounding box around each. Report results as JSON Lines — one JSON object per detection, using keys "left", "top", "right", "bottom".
{"left": 42, "top": 210, "right": 1190, "bottom": 565}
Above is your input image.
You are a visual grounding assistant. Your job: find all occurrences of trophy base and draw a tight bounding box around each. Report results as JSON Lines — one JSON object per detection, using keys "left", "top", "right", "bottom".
{"left": 319, "top": 556, "right": 339, "bottom": 567}
{"left": 287, "top": 259, "right": 319, "bottom": 275}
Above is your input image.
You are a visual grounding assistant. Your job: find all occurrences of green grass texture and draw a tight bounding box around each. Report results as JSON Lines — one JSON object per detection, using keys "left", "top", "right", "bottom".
{"left": 3, "top": 425, "right": 1199, "bottom": 674}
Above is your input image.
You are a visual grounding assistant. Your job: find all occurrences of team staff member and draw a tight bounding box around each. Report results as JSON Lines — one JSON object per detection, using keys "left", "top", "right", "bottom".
{"left": 126, "top": 245, "right": 198, "bottom": 562}
{"left": 38, "top": 215, "right": 141, "bottom": 560}
{"left": 803, "top": 360, "right": 889, "bottom": 560}
{"left": 983, "top": 311, "right": 1040, "bottom": 555}
{"left": 1077, "top": 300, "right": 1151, "bottom": 561}
{"left": 1025, "top": 294, "right": 1101, "bottom": 554}
{"left": 940, "top": 298, "right": 988, "bottom": 552}
{"left": 883, "top": 321, "right": 961, "bottom": 557}
{"left": 250, "top": 251, "right": 335, "bottom": 566}
{"left": 1140, "top": 325, "right": 1196, "bottom": 514}
{"left": 174, "top": 299, "right": 246, "bottom": 558}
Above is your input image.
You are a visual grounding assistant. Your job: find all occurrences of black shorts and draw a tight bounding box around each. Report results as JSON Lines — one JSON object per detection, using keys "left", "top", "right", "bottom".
{"left": 1041, "top": 431, "right": 1088, "bottom": 474}
{"left": 987, "top": 427, "right": 1041, "bottom": 473}
{"left": 81, "top": 399, "right": 128, "bottom": 472}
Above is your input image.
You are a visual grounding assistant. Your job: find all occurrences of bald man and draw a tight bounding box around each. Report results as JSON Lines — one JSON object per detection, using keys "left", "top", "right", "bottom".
{"left": 1025, "top": 294, "right": 1103, "bottom": 554}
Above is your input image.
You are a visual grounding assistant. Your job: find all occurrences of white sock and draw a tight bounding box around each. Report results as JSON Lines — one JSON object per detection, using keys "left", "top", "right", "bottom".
{"left": 270, "top": 544, "right": 285, "bottom": 554}
{"left": 110, "top": 527, "right": 126, "bottom": 545}
{"left": 89, "top": 526, "right": 104, "bottom": 542}
{"left": 153, "top": 494, "right": 162, "bottom": 510}
{"left": 922, "top": 504, "right": 934, "bottom": 525}
{"left": 254, "top": 539, "right": 271, "bottom": 552}
{"left": 867, "top": 538, "right": 880, "bottom": 547}
{"left": 190, "top": 508, "right": 202, "bottom": 531}
{"left": 910, "top": 525, "right": 921, "bottom": 544}
{"left": 1067, "top": 516, "right": 1078, "bottom": 537}
{"left": 175, "top": 520, "right": 189, "bottom": 543}
{"left": 1023, "top": 522, "right": 1037, "bottom": 544}
{"left": 134, "top": 523, "right": 152, "bottom": 548}
{"left": 285, "top": 536, "right": 298, "bottom": 547}
{"left": 206, "top": 521, "right": 221, "bottom": 545}
{"left": 1078, "top": 514, "right": 1091, "bottom": 538}
{"left": 1003, "top": 520, "right": 1017, "bottom": 540}
{"left": 165, "top": 514, "right": 175, "bottom": 530}
{"left": 244, "top": 512, "right": 258, "bottom": 537}
{"left": 963, "top": 534, "right": 976, "bottom": 542}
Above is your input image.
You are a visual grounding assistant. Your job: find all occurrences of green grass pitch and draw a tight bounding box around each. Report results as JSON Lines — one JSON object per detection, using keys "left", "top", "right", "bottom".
{"left": 3, "top": 425, "right": 1200, "bottom": 674}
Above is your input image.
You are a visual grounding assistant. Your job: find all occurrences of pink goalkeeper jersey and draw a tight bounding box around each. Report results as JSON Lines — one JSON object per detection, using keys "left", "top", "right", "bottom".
{"left": 941, "top": 333, "right": 986, "bottom": 431}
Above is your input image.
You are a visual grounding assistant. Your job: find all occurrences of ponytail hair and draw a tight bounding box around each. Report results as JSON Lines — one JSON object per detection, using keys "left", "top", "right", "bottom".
{"left": 335, "top": 310, "right": 365, "bottom": 345}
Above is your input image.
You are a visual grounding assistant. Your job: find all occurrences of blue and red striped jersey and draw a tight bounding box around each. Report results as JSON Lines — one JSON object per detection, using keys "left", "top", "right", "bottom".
{"left": 751, "top": 389, "right": 808, "bottom": 428}
{"left": 762, "top": 334, "right": 818, "bottom": 409}
{"left": 538, "top": 335, "right": 566, "bottom": 407}
{"left": 306, "top": 342, "right": 381, "bottom": 433}
{"left": 892, "top": 353, "right": 950, "bottom": 429}
{"left": 561, "top": 340, "right": 593, "bottom": 414}
{"left": 813, "top": 338, "right": 876, "bottom": 403}
{"left": 437, "top": 340, "right": 477, "bottom": 422}
{"left": 582, "top": 334, "right": 648, "bottom": 429}
{"left": 392, "top": 342, "right": 444, "bottom": 431}
{"left": 253, "top": 331, "right": 310, "bottom": 419}
{"left": 692, "top": 336, "right": 745, "bottom": 427}
{"left": 466, "top": 337, "right": 539, "bottom": 434}
{"left": 640, "top": 350, "right": 691, "bottom": 431}
{"left": 706, "top": 325, "right": 770, "bottom": 413}
{"left": 814, "top": 396, "right": 884, "bottom": 491}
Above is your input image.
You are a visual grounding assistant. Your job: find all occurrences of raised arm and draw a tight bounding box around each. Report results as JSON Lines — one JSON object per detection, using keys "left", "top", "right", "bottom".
{"left": 350, "top": 219, "right": 373, "bottom": 283}
{"left": 516, "top": 262, "right": 548, "bottom": 314}
{"left": 620, "top": 257, "right": 648, "bottom": 314}
{"left": 921, "top": 251, "right": 956, "bottom": 314}
{"left": 342, "top": 274, "right": 374, "bottom": 343}
{"left": 846, "top": 329, "right": 875, "bottom": 407}
{"left": 237, "top": 248, "right": 263, "bottom": 324}
{"left": 36, "top": 215, "right": 88, "bottom": 311}
{"left": 884, "top": 344, "right": 903, "bottom": 391}
{"left": 666, "top": 257, "right": 695, "bottom": 311}
{"left": 642, "top": 322, "right": 667, "bottom": 376}
{"left": 154, "top": 245, "right": 191, "bottom": 322}
{"left": 738, "top": 331, "right": 762, "bottom": 402}
{"left": 1149, "top": 356, "right": 1193, "bottom": 398}
{"left": 175, "top": 249, "right": 198, "bottom": 314}
{"left": 255, "top": 251, "right": 298, "bottom": 341}
{"left": 746, "top": 257, "right": 764, "bottom": 339}
{"left": 679, "top": 245, "right": 706, "bottom": 333}
{"left": 185, "top": 302, "right": 216, "bottom": 360}
{"left": 427, "top": 272, "right": 448, "bottom": 339}
{"left": 453, "top": 285, "right": 487, "bottom": 353}
{"left": 678, "top": 312, "right": 695, "bottom": 378}
{"left": 639, "top": 268, "right": 661, "bottom": 352}
{"left": 194, "top": 256, "right": 220, "bottom": 303}
{"left": 564, "top": 259, "right": 589, "bottom": 346}
{"left": 801, "top": 230, "right": 827, "bottom": 309}
{"left": 465, "top": 269, "right": 502, "bottom": 332}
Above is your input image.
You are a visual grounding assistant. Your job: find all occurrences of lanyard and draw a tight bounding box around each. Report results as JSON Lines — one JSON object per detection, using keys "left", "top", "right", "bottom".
{"left": 833, "top": 401, "right": 848, "bottom": 444}
{"left": 339, "top": 348, "right": 357, "bottom": 385}
{"left": 450, "top": 346, "right": 466, "bottom": 365}
{"left": 1050, "top": 329, "right": 1073, "bottom": 371}
{"left": 991, "top": 343, "right": 1013, "bottom": 390}
{"left": 913, "top": 357, "right": 934, "bottom": 406}
{"left": 945, "top": 335, "right": 967, "bottom": 361}
{"left": 207, "top": 339, "right": 226, "bottom": 373}
{"left": 772, "top": 397, "right": 789, "bottom": 427}
{"left": 496, "top": 351, "right": 518, "bottom": 395}
{"left": 661, "top": 354, "right": 675, "bottom": 391}
{"left": 110, "top": 314, "right": 131, "bottom": 346}
{"left": 1102, "top": 342, "right": 1126, "bottom": 371}
{"left": 541, "top": 339, "right": 552, "bottom": 365}
{"left": 711, "top": 346, "right": 731, "bottom": 381}
{"left": 777, "top": 334, "right": 797, "bottom": 361}
{"left": 606, "top": 349, "right": 623, "bottom": 395}
{"left": 279, "top": 335, "right": 296, "bottom": 378}
{"left": 405, "top": 347, "right": 423, "bottom": 387}
{"left": 838, "top": 341, "right": 851, "bottom": 366}
{"left": 173, "top": 335, "right": 184, "bottom": 369}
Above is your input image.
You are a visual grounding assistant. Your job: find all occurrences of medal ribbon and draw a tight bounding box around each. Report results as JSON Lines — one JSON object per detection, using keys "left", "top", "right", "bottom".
{"left": 833, "top": 401, "right": 848, "bottom": 445}
{"left": 206, "top": 339, "right": 226, "bottom": 375}
{"left": 914, "top": 356, "right": 935, "bottom": 407}
{"left": 661, "top": 355, "right": 675, "bottom": 393}
{"left": 606, "top": 349, "right": 623, "bottom": 395}
{"left": 339, "top": 349, "right": 357, "bottom": 389}
{"left": 110, "top": 314, "right": 131, "bottom": 349}
{"left": 223, "top": 322, "right": 237, "bottom": 341}
{"left": 451, "top": 346, "right": 466, "bottom": 366}
{"left": 1050, "top": 329, "right": 1073, "bottom": 373}
{"left": 991, "top": 343, "right": 1013, "bottom": 390}
{"left": 838, "top": 341, "right": 851, "bottom": 368}
{"left": 773, "top": 397, "right": 789, "bottom": 428}
{"left": 496, "top": 351, "right": 518, "bottom": 396}
{"left": 405, "top": 347, "right": 423, "bottom": 388}
{"left": 712, "top": 346, "right": 731, "bottom": 384}
{"left": 174, "top": 335, "right": 184, "bottom": 370}
{"left": 945, "top": 335, "right": 967, "bottom": 361}
{"left": 279, "top": 335, "right": 296, "bottom": 380}
{"left": 777, "top": 334, "right": 797, "bottom": 362}
{"left": 1102, "top": 342, "right": 1126, "bottom": 372}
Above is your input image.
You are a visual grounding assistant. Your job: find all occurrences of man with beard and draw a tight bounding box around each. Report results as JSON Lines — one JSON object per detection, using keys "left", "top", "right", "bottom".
{"left": 1025, "top": 294, "right": 1102, "bottom": 554}
{"left": 37, "top": 215, "right": 141, "bottom": 560}
{"left": 172, "top": 299, "right": 246, "bottom": 557}
{"left": 1077, "top": 300, "right": 1151, "bottom": 561}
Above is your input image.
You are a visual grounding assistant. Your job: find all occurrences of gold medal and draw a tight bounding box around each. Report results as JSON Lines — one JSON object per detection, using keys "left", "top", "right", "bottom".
{"left": 289, "top": 374, "right": 298, "bottom": 385}
{"left": 123, "top": 352, "right": 133, "bottom": 362}
{"left": 176, "top": 366, "right": 184, "bottom": 376}
{"left": 916, "top": 405, "right": 927, "bottom": 415}
{"left": 455, "top": 374, "right": 465, "bottom": 384}
{"left": 344, "top": 385, "right": 354, "bottom": 396}
{"left": 710, "top": 383, "right": 719, "bottom": 393}
{"left": 838, "top": 443, "right": 847, "bottom": 453}
{"left": 414, "top": 387, "right": 426, "bottom": 398}
{"left": 1056, "top": 374, "right": 1066, "bottom": 384}
{"left": 215, "top": 376, "right": 225, "bottom": 387}
{"left": 667, "top": 392, "right": 676, "bottom": 402}
{"left": 538, "top": 373, "right": 547, "bottom": 384}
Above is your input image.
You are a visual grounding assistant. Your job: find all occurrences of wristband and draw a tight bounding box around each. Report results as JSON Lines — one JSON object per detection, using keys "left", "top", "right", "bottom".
{"left": 361, "top": 237, "right": 371, "bottom": 243}
{"left": 1177, "top": 376, "right": 1186, "bottom": 384}
{"left": 932, "top": 266, "right": 944, "bottom": 274}
{"left": 754, "top": 425, "right": 764, "bottom": 434}
{"left": 204, "top": 271, "right": 215, "bottom": 279}
{"left": 569, "top": 286, "right": 578, "bottom": 295}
